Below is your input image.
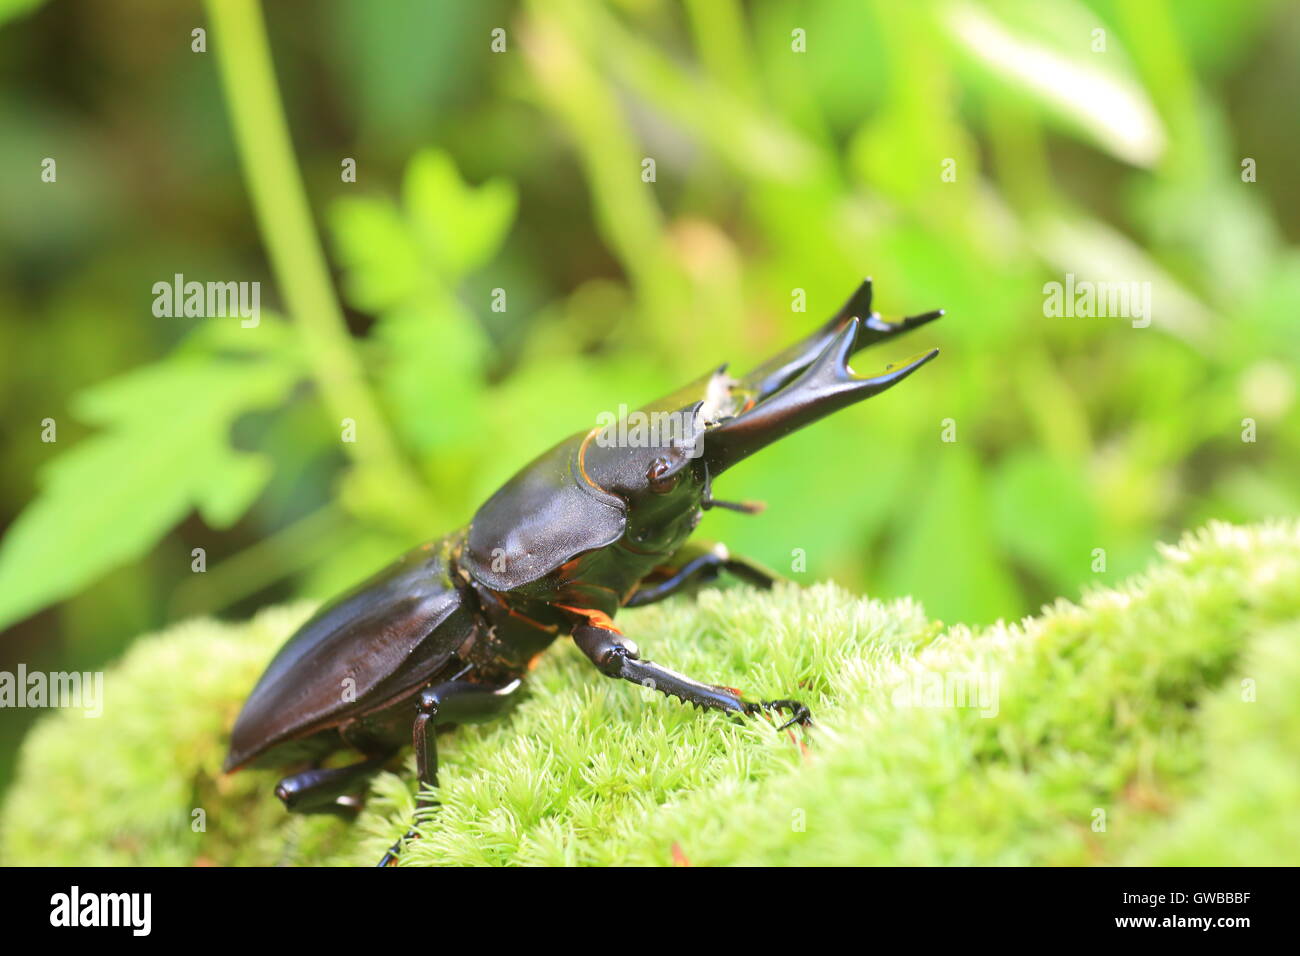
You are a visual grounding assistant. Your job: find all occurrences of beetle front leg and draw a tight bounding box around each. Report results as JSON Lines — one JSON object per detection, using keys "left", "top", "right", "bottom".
{"left": 623, "top": 541, "right": 778, "bottom": 608}
{"left": 572, "top": 623, "right": 811, "bottom": 729}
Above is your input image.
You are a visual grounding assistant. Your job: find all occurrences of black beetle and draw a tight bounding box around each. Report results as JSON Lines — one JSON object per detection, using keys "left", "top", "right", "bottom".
{"left": 224, "top": 278, "right": 943, "bottom": 865}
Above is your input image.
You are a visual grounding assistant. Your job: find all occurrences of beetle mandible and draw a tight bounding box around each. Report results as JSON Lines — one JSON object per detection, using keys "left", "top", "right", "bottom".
{"left": 224, "top": 278, "right": 943, "bottom": 865}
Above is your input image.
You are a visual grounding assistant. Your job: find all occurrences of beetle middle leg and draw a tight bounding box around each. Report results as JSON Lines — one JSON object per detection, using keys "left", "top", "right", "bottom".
{"left": 378, "top": 676, "right": 522, "bottom": 867}
{"left": 572, "top": 622, "right": 812, "bottom": 730}
{"left": 624, "top": 541, "right": 778, "bottom": 608}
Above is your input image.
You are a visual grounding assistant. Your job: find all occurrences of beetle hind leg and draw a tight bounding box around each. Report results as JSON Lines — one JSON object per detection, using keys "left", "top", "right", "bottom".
{"left": 274, "top": 750, "right": 395, "bottom": 817}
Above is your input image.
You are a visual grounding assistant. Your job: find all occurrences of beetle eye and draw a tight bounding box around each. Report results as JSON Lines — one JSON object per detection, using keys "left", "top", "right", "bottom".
{"left": 647, "top": 458, "right": 680, "bottom": 495}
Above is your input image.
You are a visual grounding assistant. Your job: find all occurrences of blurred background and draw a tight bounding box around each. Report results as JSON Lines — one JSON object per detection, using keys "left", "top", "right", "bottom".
{"left": 0, "top": 0, "right": 1296, "bottom": 799}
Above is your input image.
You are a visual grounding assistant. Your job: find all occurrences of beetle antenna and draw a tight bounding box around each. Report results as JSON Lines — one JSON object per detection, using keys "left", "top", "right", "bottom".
{"left": 703, "top": 497, "right": 766, "bottom": 514}
{"left": 700, "top": 462, "right": 765, "bottom": 514}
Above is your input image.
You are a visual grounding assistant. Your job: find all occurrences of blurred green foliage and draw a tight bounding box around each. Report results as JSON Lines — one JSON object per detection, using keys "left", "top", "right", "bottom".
{"left": 0, "top": 0, "right": 1297, "bottom": 795}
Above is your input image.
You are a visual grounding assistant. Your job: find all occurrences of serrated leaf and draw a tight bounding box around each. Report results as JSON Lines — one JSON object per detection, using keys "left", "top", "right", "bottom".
{"left": 329, "top": 197, "right": 423, "bottom": 313}
{"left": 0, "top": 357, "right": 297, "bottom": 629}
{"left": 402, "top": 149, "right": 517, "bottom": 277}
{"left": 328, "top": 151, "right": 517, "bottom": 313}
{"left": 196, "top": 451, "right": 274, "bottom": 528}
{"left": 176, "top": 309, "right": 302, "bottom": 360}
{"left": 376, "top": 299, "right": 490, "bottom": 453}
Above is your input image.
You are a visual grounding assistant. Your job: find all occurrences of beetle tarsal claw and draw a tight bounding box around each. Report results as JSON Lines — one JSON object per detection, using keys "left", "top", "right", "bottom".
{"left": 744, "top": 698, "right": 813, "bottom": 731}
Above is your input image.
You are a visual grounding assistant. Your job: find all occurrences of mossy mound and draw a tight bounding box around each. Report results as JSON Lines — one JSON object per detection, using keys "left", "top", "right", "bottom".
{"left": 3, "top": 521, "right": 1297, "bottom": 865}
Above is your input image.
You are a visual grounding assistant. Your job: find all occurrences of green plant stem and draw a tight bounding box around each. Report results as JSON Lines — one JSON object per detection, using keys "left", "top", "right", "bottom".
{"left": 204, "top": 0, "right": 435, "bottom": 530}
{"left": 683, "top": 0, "right": 759, "bottom": 104}
{"left": 522, "top": 0, "right": 686, "bottom": 327}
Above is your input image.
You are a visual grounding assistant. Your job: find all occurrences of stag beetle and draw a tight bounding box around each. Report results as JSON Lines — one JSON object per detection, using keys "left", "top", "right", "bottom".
{"left": 224, "top": 278, "right": 943, "bottom": 865}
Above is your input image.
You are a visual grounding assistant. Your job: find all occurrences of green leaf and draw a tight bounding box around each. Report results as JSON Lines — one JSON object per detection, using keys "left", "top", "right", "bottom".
{"left": 196, "top": 451, "right": 275, "bottom": 528}
{"left": 327, "top": 151, "right": 519, "bottom": 459}
{"left": 0, "top": 0, "right": 43, "bottom": 29}
{"left": 328, "top": 150, "right": 518, "bottom": 309}
{"left": 402, "top": 149, "right": 517, "bottom": 278}
{"left": 375, "top": 299, "right": 490, "bottom": 454}
{"left": 0, "top": 357, "right": 298, "bottom": 629}
{"left": 943, "top": 0, "right": 1165, "bottom": 167}
{"left": 329, "top": 197, "right": 423, "bottom": 313}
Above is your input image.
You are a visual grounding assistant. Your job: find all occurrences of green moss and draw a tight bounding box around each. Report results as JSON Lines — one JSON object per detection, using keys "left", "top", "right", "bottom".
{"left": 3, "top": 520, "right": 1298, "bottom": 866}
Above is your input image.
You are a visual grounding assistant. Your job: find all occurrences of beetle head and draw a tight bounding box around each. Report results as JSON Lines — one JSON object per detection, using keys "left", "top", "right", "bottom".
{"left": 580, "top": 398, "right": 712, "bottom": 553}
{"left": 581, "top": 288, "right": 943, "bottom": 549}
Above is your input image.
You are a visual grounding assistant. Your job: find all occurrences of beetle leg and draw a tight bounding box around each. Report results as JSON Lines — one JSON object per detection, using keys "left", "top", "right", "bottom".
{"left": 572, "top": 623, "right": 813, "bottom": 729}
{"left": 273, "top": 750, "right": 396, "bottom": 817}
{"left": 378, "top": 677, "right": 522, "bottom": 867}
{"left": 624, "top": 541, "right": 778, "bottom": 608}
